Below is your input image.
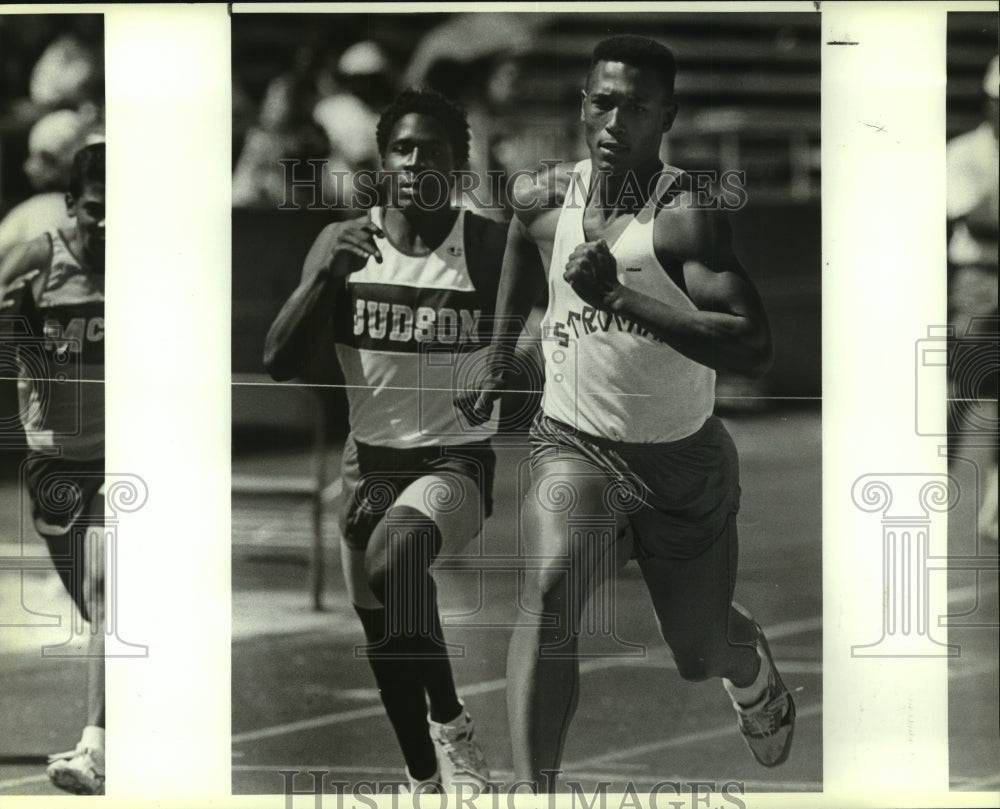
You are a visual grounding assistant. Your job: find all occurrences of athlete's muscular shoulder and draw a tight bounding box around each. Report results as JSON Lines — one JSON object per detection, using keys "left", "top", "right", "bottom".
{"left": 652, "top": 188, "right": 740, "bottom": 272}
{"left": 511, "top": 161, "right": 576, "bottom": 243}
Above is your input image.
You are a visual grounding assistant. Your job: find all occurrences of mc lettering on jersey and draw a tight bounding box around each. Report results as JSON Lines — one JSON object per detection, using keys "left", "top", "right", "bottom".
{"left": 353, "top": 298, "right": 482, "bottom": 346}
{"left": 43, "top": 317, "right": 104, "bottom": 352}
{"left": 551, "top": 304, "right": 665, "bottom": 347}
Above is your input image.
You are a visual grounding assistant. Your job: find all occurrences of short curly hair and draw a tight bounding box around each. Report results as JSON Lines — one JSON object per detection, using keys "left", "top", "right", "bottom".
{"left": 375, "top": 87, "right": 470, "bottom": 166}
{"left": 589, "top": 35, "right": 677, "bottom": 98}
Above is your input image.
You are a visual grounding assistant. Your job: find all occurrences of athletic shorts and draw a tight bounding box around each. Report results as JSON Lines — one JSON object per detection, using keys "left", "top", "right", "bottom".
{"left": 528, "top": 413, "right": 741, "bottom": 560}
{"left": 22, "top": 453, "right": 104, "bottom": 622}
{"left": 23, "top": 453, "right": 105, "bottom": 538}
{"left": 339, "top": 435, "right": 496, "bottom": 552}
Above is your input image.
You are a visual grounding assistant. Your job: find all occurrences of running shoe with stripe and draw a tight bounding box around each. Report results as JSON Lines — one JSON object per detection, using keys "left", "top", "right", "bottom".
{"left": 46, "top": 744, "right": 105, "bottom": 795}
{"left": 733, "top": 621, "right": 796, "bottom": 767}
{"left": 428, "top": 704, "right": 489, "bottom": 791}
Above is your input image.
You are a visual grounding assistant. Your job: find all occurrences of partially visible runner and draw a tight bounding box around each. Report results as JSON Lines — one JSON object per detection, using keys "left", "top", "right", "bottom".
{"left": 265, "top": 88, "right": 506, "bottom": 791}
{"left": 0, "top": 142, "right": 107, "bottom": 795}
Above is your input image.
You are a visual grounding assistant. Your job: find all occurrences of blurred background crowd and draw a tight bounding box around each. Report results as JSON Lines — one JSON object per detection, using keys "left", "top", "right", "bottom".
{"left": 232, "top": 11, "right": 824, "bottom": 214}
{"left": 0, "top": 14, "right": 105, "bottom": 264}
{"left": 231, "top": 10, "right": 827, "bottom": 426}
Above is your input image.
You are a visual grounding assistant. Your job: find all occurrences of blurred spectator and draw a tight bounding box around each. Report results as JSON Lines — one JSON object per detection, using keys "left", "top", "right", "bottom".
{"left": 0, "top": 109, "right": 102, "bottom": 262}
{"left": 29, "top": 27, "right": 103, "bottom": 110}
{"left": 312, "top": 40, "right": 396, "bottom": 208}
{"left": 424, "top": 54, "right": 527, "bottom": 220}
{"left": 0, "top": 15, "right": 102, "bottom": 118}
{"left": 232, "top": 68, "right": 331, "bottom": 208}
{"left": 946, "top": 54, "right": 999, "bottom": 543}
{"left": 947, "top": 55, "right": 999, "bottom": 283}
{"left": 408, "top": 14, "right": 547, "bottom": 220}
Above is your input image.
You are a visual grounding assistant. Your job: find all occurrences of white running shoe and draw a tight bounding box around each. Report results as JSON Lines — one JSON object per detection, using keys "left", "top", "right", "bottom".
{"left": 402, "top": 767, "right": 441, "bottom": 794}
{"left": 46, "top": 744, "right": 105, "bottom": 795}
{"left": 428, "top": 705, "right": 489, "bottom": 791}
{"left": 732, "top": 624, "right": 795, "bottom": 767}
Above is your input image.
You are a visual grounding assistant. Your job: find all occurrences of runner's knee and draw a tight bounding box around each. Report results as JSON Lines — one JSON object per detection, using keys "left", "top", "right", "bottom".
{"left": 364, "top": 506, "right": 441, "bottom": 604}
{"left": 533, "top": 562, "right": 571, "bottom": 611}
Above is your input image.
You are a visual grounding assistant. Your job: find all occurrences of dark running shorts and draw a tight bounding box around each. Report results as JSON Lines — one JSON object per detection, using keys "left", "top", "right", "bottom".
{"left": 22, "top": 453, "right": 104, "bottom": 622}
{"left": 23, "top": 454, "right": 105, "bottom": 538}
{"left": 339, "top": 435, "right": 496, "bottom": 551}
{"left": 528, "top": 413, "right": 741, "bottom": 560}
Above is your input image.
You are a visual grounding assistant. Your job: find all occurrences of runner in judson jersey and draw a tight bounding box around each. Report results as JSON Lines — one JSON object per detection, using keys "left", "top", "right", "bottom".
{"left": 0, "top": 143, "right": 106, "bottom": 796}
{"left": 265, "top": 89, "right": 507, "bottom": 792}
{"left": 463, "top": 37, "right": 795, "bottom": 789}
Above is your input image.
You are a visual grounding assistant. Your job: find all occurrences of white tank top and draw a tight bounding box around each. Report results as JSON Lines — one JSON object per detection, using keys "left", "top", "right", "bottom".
{"left": 18, "top": 230, "right": 105, "bottom": 459}
{"left": 333, "top": 208, "right": 500, "bottom": 448}
{"left": 540, "top": 160, "right": 715, "bottom": 443}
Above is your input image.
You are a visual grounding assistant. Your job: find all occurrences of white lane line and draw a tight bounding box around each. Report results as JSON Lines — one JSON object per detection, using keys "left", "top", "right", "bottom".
{"left": 234, "top": 662, "right": 610, "bottom": 744}
{"left": 955, "top": 772, "right": 1000, "bottom": 791}
{"left": 0, "top": 773, "right": 49, "bottom": 790}
{"left": 230, "top": 764, "right": 822, "bottom": 792}
{"left": 948, "top": 658, "right": 999, "bottom": 679}
{"left": 568, "top": 649, "right": 996, "bottom": 773}
{"left": 566, "top": 702, "right": 823, "bottom": 770}
{"left": 233, "top": 614, "right": 823, "bottom": 745}
{"left": 948, "top": 580, "right": 998, "bottom": 604}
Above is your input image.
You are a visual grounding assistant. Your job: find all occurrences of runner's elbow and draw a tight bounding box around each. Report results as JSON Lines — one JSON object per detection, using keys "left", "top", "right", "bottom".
{"left": 262, "top": 336, "right": 295, "bottom": 382}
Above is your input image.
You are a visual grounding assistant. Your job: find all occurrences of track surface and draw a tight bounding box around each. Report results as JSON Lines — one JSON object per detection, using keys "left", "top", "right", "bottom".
{"left": 2, "top": 406, "right": 996, "bottom": 797}
{"left": 231, "top": 410, "right": 825, "bottom": 795}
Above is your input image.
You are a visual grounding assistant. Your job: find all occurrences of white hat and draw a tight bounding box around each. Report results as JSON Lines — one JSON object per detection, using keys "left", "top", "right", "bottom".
{"left": 984, "top": 55, "right": 999, "bottom": 100}
{"left": 337, "top": 40, "right": 390, "bottom": 77}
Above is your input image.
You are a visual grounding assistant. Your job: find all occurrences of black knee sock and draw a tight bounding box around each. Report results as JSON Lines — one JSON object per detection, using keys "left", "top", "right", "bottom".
{"left": 369, "top": 508, "right": 463, "bottom": 725}
{"left": 353, "top": 604, "right": 438, "bottom": 779}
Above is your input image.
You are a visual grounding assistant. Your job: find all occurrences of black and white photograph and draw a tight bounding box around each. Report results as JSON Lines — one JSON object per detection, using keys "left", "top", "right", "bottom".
{"left": 944, "top": 10, "right": 999, "bottom": 792}
{"left": 230, "top": 10, "right": 822, "bottom": 797}
{"left": 0, "top": 4, "right": 996, "bottom": 808}
{"left": 0, "top": 11, "right": 108, "bottom": 797}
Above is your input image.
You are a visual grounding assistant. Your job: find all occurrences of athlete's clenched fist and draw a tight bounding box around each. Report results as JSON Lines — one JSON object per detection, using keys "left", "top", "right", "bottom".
{"left": 563, "top": 239, "right": 622, "bottom": 309}
{"left": 329, "top": 216, "right": 385, "bottom": 279}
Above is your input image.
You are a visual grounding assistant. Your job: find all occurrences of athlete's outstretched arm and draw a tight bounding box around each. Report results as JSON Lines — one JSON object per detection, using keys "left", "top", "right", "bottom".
{"left": 263, "top": 217, "right": 382, "bottom": 381}
{"left": 564, "top": 207, "right": 773, "bottom": 377}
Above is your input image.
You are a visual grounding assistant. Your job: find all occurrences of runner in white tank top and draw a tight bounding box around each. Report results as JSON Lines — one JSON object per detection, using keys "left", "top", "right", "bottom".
{"left": 463, "top": 36, "right": 794, "bottom": 788}
{"left": 264, "top": 89, "right": 498, "bottom": 791}
{"left": 540, "top": 158, "right": 714, "bottom": 442}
